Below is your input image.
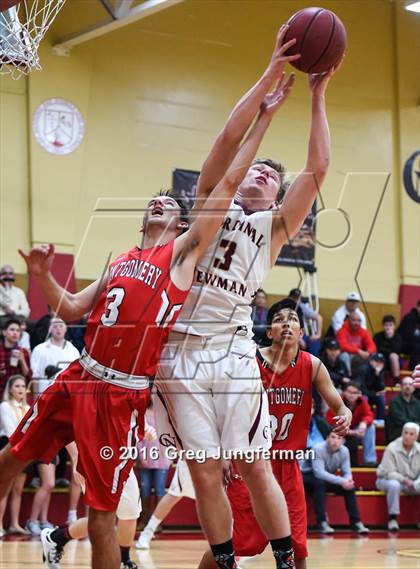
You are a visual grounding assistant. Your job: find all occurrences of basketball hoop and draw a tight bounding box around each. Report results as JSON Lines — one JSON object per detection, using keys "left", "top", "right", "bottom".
{"left": 0, "top": 0, "right": 66, "bottom": 80}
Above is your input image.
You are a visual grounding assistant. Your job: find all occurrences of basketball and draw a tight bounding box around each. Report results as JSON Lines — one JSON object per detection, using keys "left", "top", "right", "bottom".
{"left": 283, "top": 7, "right": 347, "bottom": 74}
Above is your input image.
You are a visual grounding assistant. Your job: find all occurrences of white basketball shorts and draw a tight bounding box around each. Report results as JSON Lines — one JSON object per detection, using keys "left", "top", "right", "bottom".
{"left": 168, "top": 460, "right": 196, "bottom": 500}
{"left": 117, "top": 467, "right": 141, "bottom": 520}
{"left": 154, "top": 335, "right": 271, "bottom": 458}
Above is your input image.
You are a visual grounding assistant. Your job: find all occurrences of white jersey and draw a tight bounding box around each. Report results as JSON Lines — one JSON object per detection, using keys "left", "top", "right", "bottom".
{"left": 173, "top": 202, "right": 272, "bottom": 337}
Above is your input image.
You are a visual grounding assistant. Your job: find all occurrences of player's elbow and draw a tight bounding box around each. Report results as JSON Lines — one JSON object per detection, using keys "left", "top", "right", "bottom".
{"left": 306, "top": 157, "right": 330, "bottom": 183}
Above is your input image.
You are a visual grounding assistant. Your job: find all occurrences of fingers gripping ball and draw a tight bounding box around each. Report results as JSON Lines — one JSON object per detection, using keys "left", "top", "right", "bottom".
{"left": 282, "top": 7, "right": 347, "bottom": 74}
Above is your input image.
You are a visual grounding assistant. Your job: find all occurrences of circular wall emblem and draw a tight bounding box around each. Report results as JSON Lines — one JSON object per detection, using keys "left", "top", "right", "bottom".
{"left": 403, "top": 150, "right": 420, "bottom": 204}
{"left": 32, "top": 98, "right": 85, "bottom": 155}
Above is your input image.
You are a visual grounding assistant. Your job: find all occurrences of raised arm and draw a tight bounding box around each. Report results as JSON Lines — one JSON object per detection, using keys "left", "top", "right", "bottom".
{"left": 270, "top": 59, "right": 343, "bottom": 264}
{"left": 18, "top": 244, "right": 107, "bottom": 322}
{"left": 311, "top": 356, "right": 352, "bottom": 436}
{"left": 193, "top": 25, "right": 300, "bottom": 212}
{"left": 171, "top": 76, "right": 295, "bottom": 289}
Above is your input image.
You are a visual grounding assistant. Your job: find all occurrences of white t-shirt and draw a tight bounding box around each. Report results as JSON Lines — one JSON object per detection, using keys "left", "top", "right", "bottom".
{"left": 30, "top": 339, "right": 80, "bottom": 395}
{"left": 173, "top": 203, "right": 272, "bottom": 337}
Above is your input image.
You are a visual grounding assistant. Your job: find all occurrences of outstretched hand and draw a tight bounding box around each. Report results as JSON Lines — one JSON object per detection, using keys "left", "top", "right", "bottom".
{"left": 260, "top": 72, "right": 295, "bottom": 118}
{"left": 308, "top": 55, "right": 345, "bottom": 97}
{"left": 265, "top": 24, "right": 301, "bottom": 80}
{"left": 18, "top": 243, "right": 55, "bottom": 277}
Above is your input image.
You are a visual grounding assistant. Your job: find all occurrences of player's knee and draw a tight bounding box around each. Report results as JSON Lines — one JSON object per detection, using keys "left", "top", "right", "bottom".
{"left": 238, "top": 460, "right": 271, "bottom": 489}
{"left": 187, "top": 461, "right": 223, "bottom": 493}
{"left": 0, "top": 446, "right": 24, "bottom": 483}
{"left": 88, "top": 509, "right": 117, "bottom": 539}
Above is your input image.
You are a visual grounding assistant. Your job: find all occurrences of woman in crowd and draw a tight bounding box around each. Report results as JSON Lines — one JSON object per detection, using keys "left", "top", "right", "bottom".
{"left": 0, "top": 375, "right": 30, "bottom": 536}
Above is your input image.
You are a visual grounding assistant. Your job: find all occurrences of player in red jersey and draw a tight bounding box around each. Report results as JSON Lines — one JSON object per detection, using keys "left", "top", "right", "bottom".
{"left": 0, "top": 81, "right": 294, "bottom": 569}
{"left": 199, "top": 298, "right": 352, "bottom": 569}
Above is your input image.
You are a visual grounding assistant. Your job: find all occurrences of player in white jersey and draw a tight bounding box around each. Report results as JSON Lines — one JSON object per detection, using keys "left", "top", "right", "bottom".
{"left": 155, "top": 25, "right": 343, "bottom": 569}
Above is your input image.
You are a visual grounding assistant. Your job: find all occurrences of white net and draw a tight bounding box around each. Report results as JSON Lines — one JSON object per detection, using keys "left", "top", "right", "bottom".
{"left": 0, "top": 0, "right": 66, "bottom": 79}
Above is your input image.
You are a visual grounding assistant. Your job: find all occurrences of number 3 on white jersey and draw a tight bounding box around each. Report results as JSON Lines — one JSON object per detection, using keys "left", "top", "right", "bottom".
{"left": 270, "top": 412, "right": 294, "bottom": 441}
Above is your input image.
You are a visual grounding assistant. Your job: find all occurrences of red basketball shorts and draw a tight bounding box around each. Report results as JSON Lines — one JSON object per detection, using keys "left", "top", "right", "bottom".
{"left": 9, "top": 360, "right": 149, "bottom": 511}
{"left": 229, "top": 459, "right": 308, "bottom": 560}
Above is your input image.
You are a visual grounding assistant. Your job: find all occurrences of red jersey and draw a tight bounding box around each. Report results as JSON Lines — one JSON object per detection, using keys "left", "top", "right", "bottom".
{"left": 84, "top": 242, "right": 188, "bottom": 377}
{"left": 257, "top": 349, "right": 313, "bottom": 452}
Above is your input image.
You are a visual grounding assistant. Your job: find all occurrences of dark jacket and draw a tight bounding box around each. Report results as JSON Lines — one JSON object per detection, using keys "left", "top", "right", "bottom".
{"left": 354, "top": 361, "right": 385, "bottom": 394}
{"left": 373, "top": 331, "right": 403, "bottom": 356}
{"left": 387, "top": 393, "right": 420, "bottom": 442}
{"left": 321, "top": 352, "right": 349, "bottom": 389}
{"left": 397, "top": 308, "right": 420, "bottom": 359}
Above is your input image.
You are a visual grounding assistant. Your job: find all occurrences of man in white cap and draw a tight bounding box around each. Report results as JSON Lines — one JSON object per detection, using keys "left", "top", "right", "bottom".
{"left": 331, "top": 292, "right": 367, "bottom": 334}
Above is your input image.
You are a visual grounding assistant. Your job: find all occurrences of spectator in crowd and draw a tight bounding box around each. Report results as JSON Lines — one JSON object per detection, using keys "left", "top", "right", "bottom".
{"left": 288, "top": 288, "right": 323, "bottom": 356}
{"left": 0, "top": 375, "right": 30, "bottom": 537}
{"left": 303, "top": 431, "right": 369, "bottom": 534}
{"left": 137, "top": 400, "right": 171, "bottom": 530}
{"left": 320, "top": 338, "right": 350, "bottom": 390}
{"left": 336, "top": 312, "right": 376, "bottom": 375}
{"left": 376, "top": 422, "right": 420, "bottom": 531}
{"left": 30, "top": 317, "right": 79, "bottom": 398}
{"left": 0, "top": 318, "right": 32, "bottom": 400}
{"left": 327, "top": 382, "right": 377, "bottom": 466}
{"left": 331, "top": 291, "right": 367, "bottom": 334}
{"left": 374, "top": 315, "right": 402, "bottom": 384}
{"left": 251, "top": 288, "right": 269, "bottom": 346}
{"left": 29, "top": 304, "right": 55, "bottom": 349}
{"left": 387, "top": 377, "right": 420, "bottom": 442}
{"left": 16, "top": 317, "right": 31, "bottom": 353}
{"left": 300, "top": 399, "right": 331, "bottom": 474}
{"left": 67, "top": 315, "right": 87, "bottom": 354}
{"left": 354, "top": 353, "right": 386, "bottom": 421}
{"left": 0, "top": 265, "right": 30, "bottom": 326}
{"left": 397, "top": 300, "right": 420, "bottom": 370}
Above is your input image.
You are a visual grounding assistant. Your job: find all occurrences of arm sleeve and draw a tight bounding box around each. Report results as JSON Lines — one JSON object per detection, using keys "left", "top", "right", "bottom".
{"left": 363, "top": 330, "right": 376, "bottom": 353}
{"left": 30, "top": 346, "right": 42, "bottom": 378}
{"left": 331, "top": 307, "right": 344, "bottom": 333}
{"left": 360, "top": 311, "right": 367, "bottom": 329}
{"left": 0, "top": 402, "right": 18, "bottom": 437}
{"left": 22, "top": 349, "right": 32, "bottom": 380}
{"left": 340, "top": 447, "right": 352, "bottom": 480}
{"left": 18, "top": 289, "right": 30, "bottom": 319}
{"left": 360, "top": 398, "right": 374, "bottom": 426}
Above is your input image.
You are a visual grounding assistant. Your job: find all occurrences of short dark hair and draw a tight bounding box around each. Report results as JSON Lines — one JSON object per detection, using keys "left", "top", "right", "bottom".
{"left": 382, "top": 314, "right": 395, "bottom": 325}
{"left": 344, "top": 381, "right": 361, "bottom": 392}
{"left": 252, "top": 158, "right": 288, "bottom": 202}
{"left": 2, "top": 318, "right": 21, "bottom": 330}
{"left": 267, "top": 298, "right": 304, "bottom": 328}
{"left": 289, "top": 288, "right": 301, "bottom": 299}
{"left": 154, "top": 189, "right": 190, "bottom": 226}
{"left": 255, "top": 288, "right": 267, "bottom": 297}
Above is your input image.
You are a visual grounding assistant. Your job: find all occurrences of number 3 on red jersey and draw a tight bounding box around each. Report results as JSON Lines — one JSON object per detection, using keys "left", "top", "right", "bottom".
{"left": 270, "top": 412, "right": 294, "bottom": 442}
{"left": 101, "top": 287, "right": 182, "bottom": 328}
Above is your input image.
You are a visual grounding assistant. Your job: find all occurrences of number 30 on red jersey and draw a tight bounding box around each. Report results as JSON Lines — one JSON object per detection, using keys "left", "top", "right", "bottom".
{"left": 270, "top": 412, "right": 295, "bottom": 442}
